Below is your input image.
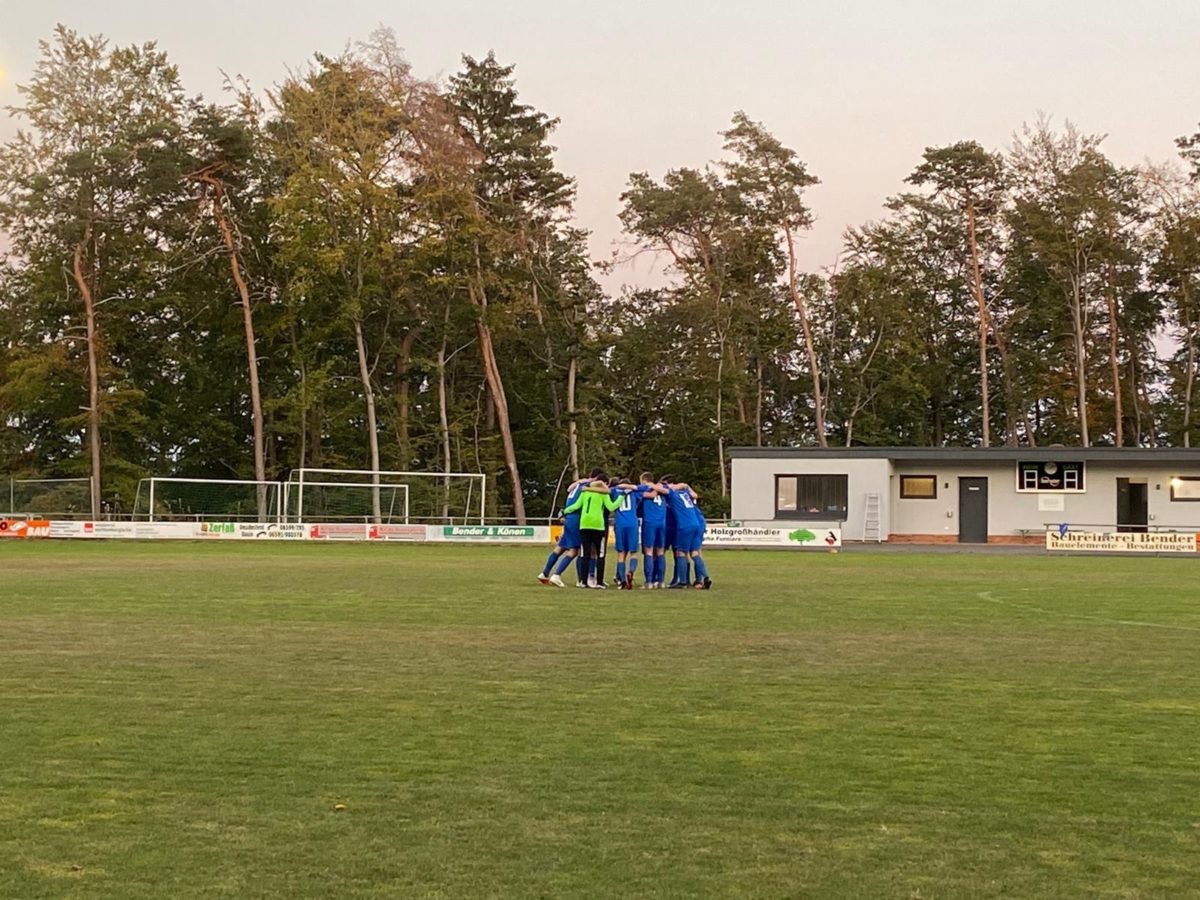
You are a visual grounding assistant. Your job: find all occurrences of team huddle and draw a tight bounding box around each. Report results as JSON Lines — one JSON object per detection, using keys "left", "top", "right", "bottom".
{"left": 538, "top": 469, "right": 712, "bottom": 590}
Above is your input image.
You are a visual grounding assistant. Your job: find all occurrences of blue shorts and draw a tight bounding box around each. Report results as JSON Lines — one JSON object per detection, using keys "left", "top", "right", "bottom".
{"left": 615, "top": 524, "right": 640, "bottom": 554}
{"left": 641, "top": 522, "right": 666, "bottom": 550}
{"left": 557, "top": 524, "right": 582, "bottom": 551}
{"left": 674, "top": 525, "right": 703, "bottom": 554}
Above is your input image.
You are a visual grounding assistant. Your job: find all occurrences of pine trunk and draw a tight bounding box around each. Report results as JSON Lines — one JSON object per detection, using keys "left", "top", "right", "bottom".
{"left": 353, "top": 319, "right": 382, "bottom": 524}
{"left": 1105, "top": 287, "right": 1123, "bottom": 446}
{"left": 1183, "top": 292, "right": 1195, "bottom": 448}
{"left": 784, "top": 225, "right": 828, "bottom": 446}
{"left": 470, "top": 274, "right": 526, "bottom": 523}
{"left": 437, "top": 329, "right": 452, "bottom": 521}
{"left": 716, "top": 335, "right": 728, "bottom": 497}
{"left": 966, "top": 203, "right": 991, "bottom": 448}
{"left": 72, "top": 226, "right": 102, "bottom": 520}
{"left": 210, "top": 184, "right": 267, "bottom": 519}
{"left": 1070, "top": 273, "right": 1091, "bottom": 447}
{"left": 566, "top": 355, "right": 580, "bottom": 480}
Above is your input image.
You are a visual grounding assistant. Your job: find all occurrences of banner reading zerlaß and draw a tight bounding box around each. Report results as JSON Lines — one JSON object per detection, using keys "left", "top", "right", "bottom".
{"left": 1045, "top": 530, "right": 1199, "bottom": 553}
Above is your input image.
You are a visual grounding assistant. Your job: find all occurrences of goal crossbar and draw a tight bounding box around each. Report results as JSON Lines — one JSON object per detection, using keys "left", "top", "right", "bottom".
{"left": 138, "top": 478, "right": 284, "bottom": 523}
{"left": 286, "top": 468, "right": 485, "bottom": 524}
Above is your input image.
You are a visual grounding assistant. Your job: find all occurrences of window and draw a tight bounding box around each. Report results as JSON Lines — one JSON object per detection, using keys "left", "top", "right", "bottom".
{"left": 900, "top": 475, "right": 937, "bottom": 499}
{"left": 1170, "top": 476, "right": 1200, "bottom": 501}
{"left": 775, "top": 475, "right": 848, "bottom": 520}
{"left": 1016, "top": 461, "right": 1085, "bottom": 493}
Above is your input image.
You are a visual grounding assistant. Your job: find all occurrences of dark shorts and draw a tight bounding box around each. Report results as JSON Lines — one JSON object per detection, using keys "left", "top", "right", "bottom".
{"left": 581, "top": 528, "right": 606, "bottom": 559}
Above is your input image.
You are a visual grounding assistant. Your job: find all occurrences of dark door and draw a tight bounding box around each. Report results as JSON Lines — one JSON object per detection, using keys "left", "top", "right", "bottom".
{"left": 1116, "top": 479, "right": 1149, "bottom": 533}
{"left": 958, "top": 477, "right": 988, "bottom": 543}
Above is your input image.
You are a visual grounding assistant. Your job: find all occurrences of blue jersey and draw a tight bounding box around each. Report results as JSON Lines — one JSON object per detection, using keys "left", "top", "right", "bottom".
{"left": 666, "top": 487, "right": 700, "bottom": 529}
{"left": 638, "top": 485, "right": 667, "bottom": 525}
{"left": 612, "top": 489, "right": 640, "bottom": 528}
{"left": 563, "top": 481, "right": 587, "bottom": 529}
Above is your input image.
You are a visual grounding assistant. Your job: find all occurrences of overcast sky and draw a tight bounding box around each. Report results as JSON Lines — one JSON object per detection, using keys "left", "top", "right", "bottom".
{"left": 2, "top": 0, "right": 1198, "bottom": 286}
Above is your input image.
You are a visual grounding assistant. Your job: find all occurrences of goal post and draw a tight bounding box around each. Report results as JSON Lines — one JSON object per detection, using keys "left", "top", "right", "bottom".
{"left": 285, "top": 468, "right": 485, "bottom": 525}
{"left": 133, "top": 478, "right": 283, "bottom": 522}
{"left": 286, "top": 480, "right": 409, "bottom": 525}
{"left": 5, "top": 477, "right": 93, "bottom": 517}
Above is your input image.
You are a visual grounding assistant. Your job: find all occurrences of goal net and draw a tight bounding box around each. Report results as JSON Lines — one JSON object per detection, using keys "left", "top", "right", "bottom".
{"left": 284, "top": 469, "right": 485, "bottom": 524}
{"left": 132, "top": 478, "right": 283, "bottom": 522}
{"left": 5, "top": 477, "right": 92, "bottom": 517}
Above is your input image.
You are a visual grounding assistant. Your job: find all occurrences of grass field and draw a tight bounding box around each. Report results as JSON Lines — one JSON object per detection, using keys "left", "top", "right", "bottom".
{"left": 2, "top": 542, "right": 1199, "bottom": 899}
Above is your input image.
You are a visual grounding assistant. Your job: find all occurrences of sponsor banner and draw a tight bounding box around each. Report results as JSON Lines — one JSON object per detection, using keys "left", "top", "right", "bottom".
{"left": 368, "top": 524, "right": 427, "bottom": 542}
{"left": 1045, "top": 530, "right": 1198, "bottom": 553}
{"left": 195, "top": 522, "right": 307, "bottom": 540}
{"left": 307, "top": 523, "right": 369, "bottom": 541}
{"left": 234, "top": 522, "right": 306, "bottom": 540}
{"left": 49, "top": 520, "right": 89, "bottom": 538}
{"left": 0, "top": 518, "right": 51, "bottom": 538}
{"left": 705, "top": 526, "right": 842, "bottom": 549}
{"left": 88, "top": 521, "right": 199, "bottom": 540}
{"left": 435, "top": 524, "right": 549, "bottom": 543}
{"left": 548, "top": 523, "right": 841, "bottom": 549}
{"left": 548, "top": 525, "right": 615, "bottom": 545}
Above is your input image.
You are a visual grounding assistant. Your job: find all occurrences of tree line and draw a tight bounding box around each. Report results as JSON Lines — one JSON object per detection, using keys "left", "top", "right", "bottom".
{"left": 2, "top": 26, "right": 1200, "bottom": 520}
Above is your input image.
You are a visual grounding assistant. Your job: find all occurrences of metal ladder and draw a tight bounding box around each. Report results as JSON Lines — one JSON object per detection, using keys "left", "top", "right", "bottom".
{"left": 863, "top": 492, "right": 882, "bottom": 542}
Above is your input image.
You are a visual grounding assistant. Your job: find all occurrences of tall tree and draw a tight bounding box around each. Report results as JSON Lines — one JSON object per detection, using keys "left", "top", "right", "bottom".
{"left": 0, "top": 27, "right": 189, "bottom": 514}
{"left": 447, "top": 53, "right": 578, "bottom": 522}
{"left": 185, "top": 100, "right": 273, "bottom": 515}
{"left": 908, "top": 141, "right": 1006, "bottom": 446}
{"left": 720, "top": 112, "right": 826, "bottom": 445}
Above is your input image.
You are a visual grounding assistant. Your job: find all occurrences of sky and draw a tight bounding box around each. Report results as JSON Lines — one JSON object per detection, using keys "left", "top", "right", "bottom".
{"left": 2, "top": 0, "right": 1199, "bottom": 287}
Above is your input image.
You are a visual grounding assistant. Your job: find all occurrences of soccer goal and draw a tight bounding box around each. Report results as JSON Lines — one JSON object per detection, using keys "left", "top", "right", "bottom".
{"left": 283, "top": 469, "right": 485, "bottom": 525}
{"left": 5, "top": 477, "right": 93, "bottom": 517}
{"left": 132, "top": 478, "right": 284, "bottom": 522}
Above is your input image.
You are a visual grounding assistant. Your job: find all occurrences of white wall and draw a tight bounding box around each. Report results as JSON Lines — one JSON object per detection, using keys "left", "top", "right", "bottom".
{"left": 891, "top": 462, "right": 1200, "bottom": 537}
{"left": 730, "top": 456, "right": 891, "bottom": 541}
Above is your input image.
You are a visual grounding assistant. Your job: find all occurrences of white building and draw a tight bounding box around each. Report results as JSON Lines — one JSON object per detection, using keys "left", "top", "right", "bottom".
{"left": 728, "top": 447, "right": 1200, "bottom": 543}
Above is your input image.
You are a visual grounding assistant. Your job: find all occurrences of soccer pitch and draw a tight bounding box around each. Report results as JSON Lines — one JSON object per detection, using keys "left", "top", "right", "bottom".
{"left": 2, "top": 544, "right": 1198, "bottom": 898}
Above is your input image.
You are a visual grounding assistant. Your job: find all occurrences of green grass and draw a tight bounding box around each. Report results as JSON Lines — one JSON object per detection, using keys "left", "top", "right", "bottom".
{"left": 1, "top": 542, "right": 1199, "bottom": 899}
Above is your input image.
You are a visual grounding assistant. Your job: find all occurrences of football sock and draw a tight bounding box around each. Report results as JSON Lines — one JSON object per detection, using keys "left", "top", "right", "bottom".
{"left": 588, "top": 557, "right": 597, "bottom": 581}
{"left": 616, "top": 561, "right": 626, "bottom": 584}
{"left": 643, "top": 554, "right": 654, "bottom": 583}
{"left": 692, "top": 555, "right": 708, "bottom": 581}
{"left": 656, "top": 555, "right": 666, "bottom": 583}
{"left": 576, "top": 556, "right": 587, "bottom": 583}
{"left": 629, "top": 557, "right": 638, "bottom": 578}
{"left": 542, "top": 551, "right": 559, "bottom": 576}
{"left": 554, "top": 554, "right": 573, "bottom": 576}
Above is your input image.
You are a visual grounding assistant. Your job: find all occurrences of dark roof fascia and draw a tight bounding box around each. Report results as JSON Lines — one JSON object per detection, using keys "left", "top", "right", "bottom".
{"left": 727, "top": 446, "right": 1200, "bottom": 464}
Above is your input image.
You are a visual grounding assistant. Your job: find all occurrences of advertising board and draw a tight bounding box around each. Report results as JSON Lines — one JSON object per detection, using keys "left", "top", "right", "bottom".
{"left": 368, "top": 524, "right": 427, "bottom": 541}
{"left": 1045, "top": 530, "right": 1198, "bottom": 553}
{"left": 0, "top": 519, "right": 50, "bottom": 538}
{"left": 435, "top": 524, "right": 549, "bottom": 543}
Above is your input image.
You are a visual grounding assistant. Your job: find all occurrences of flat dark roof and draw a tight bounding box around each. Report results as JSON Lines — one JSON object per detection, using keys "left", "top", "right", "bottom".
{"left": 728, "top": 446, "right": 1200, "bottom": 463}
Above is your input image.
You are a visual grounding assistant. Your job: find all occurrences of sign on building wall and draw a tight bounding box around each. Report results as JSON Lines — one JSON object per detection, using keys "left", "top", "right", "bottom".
{"left": 1045, "top": 530, "right": 1198, "bottom": 553}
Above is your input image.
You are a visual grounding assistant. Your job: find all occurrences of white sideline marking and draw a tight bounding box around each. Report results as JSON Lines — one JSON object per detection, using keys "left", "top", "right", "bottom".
{"left": 976, "top": 591, "right": 1200, "bottom": 634}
